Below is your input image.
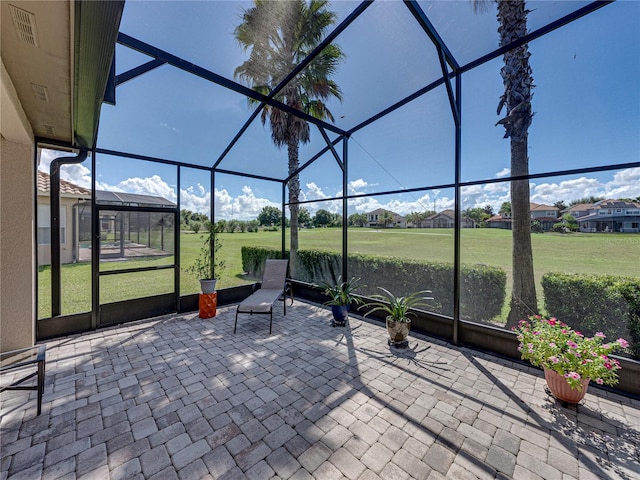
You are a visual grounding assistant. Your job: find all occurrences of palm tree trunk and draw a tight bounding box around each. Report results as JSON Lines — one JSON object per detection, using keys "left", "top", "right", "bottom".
{"left": 287, "top": 135, "right": 300, "bottom": 278}
{"left": 497, "top": 0, "right": 538, "bottom": 327}
{"left": 508, "top": 140, "right": 537, "bottom": 325}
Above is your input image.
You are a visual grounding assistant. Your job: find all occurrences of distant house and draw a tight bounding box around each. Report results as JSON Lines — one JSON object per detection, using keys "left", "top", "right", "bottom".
{"left": 366, "top": 208, "right": 406, "bottom": 228}
{"left": 485, "top": 202, "right": 559, "bottom": 231}
{"left": 419, "top": 210, "right": 475, "bottom": 228}
{"left": 575, "top": 199, "right": 640, "bottom": 233}
{"left": 530, "top": 203, "right": 560, "bottom": 231}
{"left": 562, "top": 203, "right": 592, "bottom": 219}
{"left": 37, "top": 171, "right": 176, "bottom": 265}
{"left": 37, "top": 171, "right": 91, "bottom": 265}
{"left": 485, "top": 214, "right": 511, "bottom": 229}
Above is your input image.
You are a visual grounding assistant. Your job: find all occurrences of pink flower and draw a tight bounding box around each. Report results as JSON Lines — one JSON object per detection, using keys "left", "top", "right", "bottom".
{"left": 595, "top": 332, "right": 606, "bottom": 338}
{"left": 567, "top": 340, "right": 578, "bottom": 349}
{"left": 548, "top": 343, "right": 556, "bottom": 348}
{"left": 548, "top": 356, "right": 560, "bottom": 364}
{"left": 548, "top": 319, "right": 556, "bottom": 326}
{"left": 604, "top": 362, "right": 613, "bottom": 370}
{"left": 575, "top": 331, "right": 584, "bottom": 338}
{"left": 566, "top": 372, "right": 581, "bottom": 380}
{"left": 617, "top": 338, "right": 629, "bottom": 348}
{"left": 596, "top": 378, "right": 604, "bottom": 385}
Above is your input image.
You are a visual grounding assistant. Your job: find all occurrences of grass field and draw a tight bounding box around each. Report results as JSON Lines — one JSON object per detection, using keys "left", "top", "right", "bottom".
{"left": 39, "top": 228, "right": 639, "bottom": 320}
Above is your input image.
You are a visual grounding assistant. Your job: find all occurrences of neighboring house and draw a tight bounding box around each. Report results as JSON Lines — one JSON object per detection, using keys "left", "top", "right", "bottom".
{"left": 38, "top": 171, "right": 176, "bottom": 265}
{"left": 575, "top": 199, "right": 640, "bottom": 233}
{"left": 366, "top": 208, "right": 406, "bottom": 228}
{"left": 419, "top": 210, "right": 475, "bottom": 228}
{"left": 37, "top": 171, "right": 91, "bottom": 266}
{"left": 486, "top": 202, "right": 559, "bottom": 231}
{"left": 562, "top": 203, "right": 592, "bottom": 219}
{"left": 485, "top": 214, "right": 512, "bottom": 229}
{"left": 530, "top": 203, "right": 560, "bottom": 231}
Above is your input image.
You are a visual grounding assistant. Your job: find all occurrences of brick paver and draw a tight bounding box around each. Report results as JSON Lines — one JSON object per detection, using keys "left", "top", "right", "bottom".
{"left": 1, "top": 301, "right": 639, "bottom": 479}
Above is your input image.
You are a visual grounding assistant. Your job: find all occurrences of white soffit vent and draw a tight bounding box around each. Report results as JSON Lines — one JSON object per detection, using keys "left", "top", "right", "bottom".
{"left": 42, "top": 123, "right": 56, "bottom": 135}
{"left": 9, "top": 5, "right": 39, "bottom": 47}
{"left": 31, "top": 84, "right": 49, "bottom": 102}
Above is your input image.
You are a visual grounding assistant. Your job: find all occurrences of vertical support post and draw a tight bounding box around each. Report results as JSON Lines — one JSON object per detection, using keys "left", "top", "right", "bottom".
{"left": 453, "top": 73, "right": 462, "bottom": 345}
{"left": 210, "top": 169, "right": 216, "bottom": 274}
{"left": 175, "top": 166, "right": 181, "bottom": 311}
{"left": 91, "top": 149, "right": 99, "bottom": 329}
{"left": 119, "top": 213, "right": 125, "bottom": 258}
{"left": 50, "top": 151, "right": 87, "bottom": 317}
{"left": 281, "top": 183, "right": 286, "bottom": 259}
{"left": 342, "top": 137, "right": 349, "bottom": 282}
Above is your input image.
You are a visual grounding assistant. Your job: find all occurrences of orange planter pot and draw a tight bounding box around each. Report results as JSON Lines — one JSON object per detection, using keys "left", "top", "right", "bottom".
{"left": 544, "top": 367, "right": 589, "bottom": 404}
{"left": 199, "top": 292, "right": 217, "bottom": 319}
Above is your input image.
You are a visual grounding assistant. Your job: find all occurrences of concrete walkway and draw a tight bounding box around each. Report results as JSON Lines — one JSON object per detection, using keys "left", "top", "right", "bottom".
{"left": 1, "top": 300, "right": 639, "bottom": 479}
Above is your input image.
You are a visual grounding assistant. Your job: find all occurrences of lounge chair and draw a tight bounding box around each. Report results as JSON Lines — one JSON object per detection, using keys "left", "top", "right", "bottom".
{"left": 234, "top": 259, "right": 292, "bottom": 334}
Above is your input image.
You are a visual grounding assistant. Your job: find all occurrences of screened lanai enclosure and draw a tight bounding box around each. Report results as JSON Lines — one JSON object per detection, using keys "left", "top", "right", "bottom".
{"left": 37, "top": 0, "right": 639, "bottom": 395}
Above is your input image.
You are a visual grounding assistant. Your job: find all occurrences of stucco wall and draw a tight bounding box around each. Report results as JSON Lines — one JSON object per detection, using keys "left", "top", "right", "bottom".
{"left": 1, "top": 138, "right": 35, "bottom": 350}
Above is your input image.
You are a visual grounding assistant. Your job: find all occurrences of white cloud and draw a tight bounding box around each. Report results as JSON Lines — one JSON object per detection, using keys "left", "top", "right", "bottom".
{"left": 41, "top": 145, "right": 640, "bottom": 222}
{"left": 495, "top": 168, "right": 511, "bottom": 178}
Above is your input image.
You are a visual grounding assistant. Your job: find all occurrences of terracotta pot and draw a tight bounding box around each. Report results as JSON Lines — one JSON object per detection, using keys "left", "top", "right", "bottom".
{"left": 544, "top": 367, "right": 590, "bottom": 404}
{"left": 386, "top": 316, "right": 410, "bottom": 347}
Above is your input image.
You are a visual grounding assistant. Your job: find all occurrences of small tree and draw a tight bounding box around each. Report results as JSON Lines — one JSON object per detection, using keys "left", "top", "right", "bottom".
{"left": 257, "top": 206, "right": 282, "bottom": 226}
{"left": 190, "top": 221, "right": 202, "bottom": 234}
{"left": 299, "top": 208, "right": 312, "bottom": 228}
{"left": 314, "top": 209, "right": 334, "bottom": 227}
{"left": 186, "top": 225, "right": 225, "bottom": 281}
{"left": 378, "top": 210, "right": 394, "bottom": 228}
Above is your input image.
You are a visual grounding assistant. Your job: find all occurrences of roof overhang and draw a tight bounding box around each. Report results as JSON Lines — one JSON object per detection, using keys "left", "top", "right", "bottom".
{"left": 0, "top": 0, "right": 123, "bottom": 149}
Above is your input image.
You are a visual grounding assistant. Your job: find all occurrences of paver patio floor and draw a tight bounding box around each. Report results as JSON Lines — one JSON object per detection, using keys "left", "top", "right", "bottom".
{"left": 1, "top": 300, "right": 639, "bottom": 479}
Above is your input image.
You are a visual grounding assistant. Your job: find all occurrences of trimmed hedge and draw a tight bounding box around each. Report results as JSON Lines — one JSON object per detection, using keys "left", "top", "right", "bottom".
{"left": 542, "top": 272, "right": 640, "bottom": 357}
{"left": 241, "top": 247, "right": 506, "bottom": 322}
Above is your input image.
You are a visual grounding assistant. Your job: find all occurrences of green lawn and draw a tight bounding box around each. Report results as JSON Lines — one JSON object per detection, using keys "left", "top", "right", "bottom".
{"left": 39, "top": 228, "right": 639, "bottom": 320}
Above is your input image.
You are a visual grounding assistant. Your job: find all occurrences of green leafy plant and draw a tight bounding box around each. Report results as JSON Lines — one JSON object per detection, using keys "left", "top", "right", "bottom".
{"left": 319, "top": 276, "right": 363, "bottom": 307}
{"left": 359, "top": 287, "right": 434, "bottom": 323}
{"left": 186, "top": 226, "right": 225, "bottom": 280}
{"left": 514, "top": 315, "right": 629, "bottom": 390}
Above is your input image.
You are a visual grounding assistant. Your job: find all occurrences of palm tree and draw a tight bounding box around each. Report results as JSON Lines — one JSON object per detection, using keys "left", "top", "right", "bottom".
{"left": 234, "top": 0, "right": 344, "bottom": 276}
{"left": 495, "top": 0, "right": 537, "bottom": 326}
{"left": 474, "top": 0, "right": 537, "bottom": 327}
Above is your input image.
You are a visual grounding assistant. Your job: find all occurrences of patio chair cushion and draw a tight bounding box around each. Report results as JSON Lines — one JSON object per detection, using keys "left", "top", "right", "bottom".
{"left": 234, "top": 259, "right": 290, "bottom": 335}
{"left": 236, "top": 289, "right": 283, "bottom": 314}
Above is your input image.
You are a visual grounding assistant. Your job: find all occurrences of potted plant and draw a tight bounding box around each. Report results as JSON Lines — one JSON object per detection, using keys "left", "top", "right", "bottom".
{"left": 186, "top": 224, "right": 225, "bottom": 294}
{"left": 360, "top": 287, "right": 433, "bottom": 348}
{"left": 320, "top": 276, "right": 363, "bottom": 326}
{"left": 514, "top": 315, "right": 629, "bottom": 404}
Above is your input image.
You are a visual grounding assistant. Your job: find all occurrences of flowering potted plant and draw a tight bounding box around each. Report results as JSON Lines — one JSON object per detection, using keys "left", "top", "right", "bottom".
{"left": 514, "top": 315, "right": 629, "bottom": 403}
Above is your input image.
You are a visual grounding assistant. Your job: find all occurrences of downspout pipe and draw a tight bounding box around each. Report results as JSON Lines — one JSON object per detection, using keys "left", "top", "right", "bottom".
{"left": 50, "top": 151, "right": 88, "bottom": 317}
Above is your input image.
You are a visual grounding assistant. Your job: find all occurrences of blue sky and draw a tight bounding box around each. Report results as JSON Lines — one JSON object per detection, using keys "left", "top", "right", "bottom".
{"left": 40, "top": 0, "right": 639, "bottom": 220}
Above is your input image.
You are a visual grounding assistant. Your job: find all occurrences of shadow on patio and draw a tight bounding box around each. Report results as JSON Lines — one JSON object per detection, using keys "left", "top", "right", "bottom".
{"left": 1, "top": 301, "right": 639, "bottom": 479}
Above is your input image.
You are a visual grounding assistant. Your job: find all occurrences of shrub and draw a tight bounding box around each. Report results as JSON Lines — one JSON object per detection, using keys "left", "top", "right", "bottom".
{"left": 542, "top": 272, "right": 640, "bottom": 357}
{"left": 190, "top": 221, "right": 202, "bottom": 234}
{"left": 241, "top": 247, "right": 506, "bottom": 321}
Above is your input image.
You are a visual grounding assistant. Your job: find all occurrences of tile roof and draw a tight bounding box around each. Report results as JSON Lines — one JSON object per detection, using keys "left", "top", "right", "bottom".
{"left": 37, "top": 171, "right": 91, "bottom": 196}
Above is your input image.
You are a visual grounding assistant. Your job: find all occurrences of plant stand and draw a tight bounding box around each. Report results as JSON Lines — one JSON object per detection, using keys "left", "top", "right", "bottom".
{"left": 199, "top": 292, "right": 217, "bottom": 319}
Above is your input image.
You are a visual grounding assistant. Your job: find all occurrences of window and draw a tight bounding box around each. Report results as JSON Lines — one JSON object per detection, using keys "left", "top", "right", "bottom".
{"left": 37, "top": 205, "right": 66, "bottom": 245}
